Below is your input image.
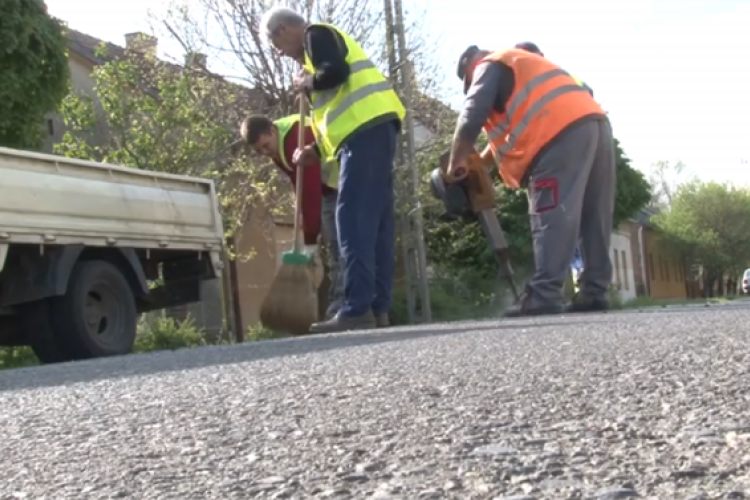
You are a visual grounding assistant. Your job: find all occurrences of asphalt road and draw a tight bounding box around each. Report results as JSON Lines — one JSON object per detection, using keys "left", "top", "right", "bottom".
{"left": 2, "top": 304, "right": 750, "bottom": 500}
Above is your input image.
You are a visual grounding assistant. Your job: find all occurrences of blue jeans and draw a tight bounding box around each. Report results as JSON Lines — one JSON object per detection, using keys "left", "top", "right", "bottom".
{"left": 336, "top": 120, "right": 397, "bottom": 317}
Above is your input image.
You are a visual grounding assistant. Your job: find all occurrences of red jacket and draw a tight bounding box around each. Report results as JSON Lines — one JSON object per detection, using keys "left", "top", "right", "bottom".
{"left": 272, "top": 121, "right": 336, "bottom": 245}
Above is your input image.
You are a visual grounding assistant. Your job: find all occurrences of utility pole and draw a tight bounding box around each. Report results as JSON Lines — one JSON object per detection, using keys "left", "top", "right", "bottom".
{"left": 383, "top": 0, "right": 417, "bottom": 323}
{"left": 387, "top": 0, "right": 432, "bottom": 323}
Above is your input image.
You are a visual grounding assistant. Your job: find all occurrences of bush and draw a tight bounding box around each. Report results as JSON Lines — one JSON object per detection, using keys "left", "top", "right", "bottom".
{"left": 135, "top": 314, "right": 209, "bottom": 352}
{"left": 246, "top": 323, "right": 282, "bottom": 341}
{"left": 0, "top": 346, "right": 38, "bottom": 370}
{"left": 389, "top": 270, "right": 505, "bottom": 325}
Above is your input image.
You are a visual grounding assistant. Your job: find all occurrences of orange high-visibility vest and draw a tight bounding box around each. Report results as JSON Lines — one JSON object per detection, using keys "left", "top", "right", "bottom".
{"left": 478, "top": 49, "right": 605, "bottom": 188}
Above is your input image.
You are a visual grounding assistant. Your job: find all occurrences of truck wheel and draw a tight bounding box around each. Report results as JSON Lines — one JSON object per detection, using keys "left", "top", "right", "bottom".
{"left": 53, "top": 260, "right": 137, "bottom": 359}
{"left": 20, "top": 300, "right": 75, "bottom": 364}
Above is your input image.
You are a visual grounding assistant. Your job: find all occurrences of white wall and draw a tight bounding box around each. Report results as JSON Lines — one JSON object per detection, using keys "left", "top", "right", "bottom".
{"left": 610, "top": 231, "right": 637, "bottom": 302}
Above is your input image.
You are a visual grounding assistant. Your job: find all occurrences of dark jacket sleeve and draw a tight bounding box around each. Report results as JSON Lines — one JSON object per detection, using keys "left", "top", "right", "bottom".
{"left": 305, "top": 26, "right": 350, "bottom": 91}
{"left": 283, "top": 122, "right": 323, "bottom": 245}
{"left": 454, "top": 61, "right": 514, "bottom": 144}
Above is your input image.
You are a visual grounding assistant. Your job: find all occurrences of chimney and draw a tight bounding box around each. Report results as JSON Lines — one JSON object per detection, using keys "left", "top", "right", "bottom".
{"left": 124, "top": 32, "right": 157, "bottom": 58}
{"left": 185, "top": 52, "right": 208, "bottom": 70}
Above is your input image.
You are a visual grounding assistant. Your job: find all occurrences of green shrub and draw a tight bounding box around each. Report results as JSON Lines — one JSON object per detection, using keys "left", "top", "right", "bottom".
{"left": 135, "top": 314, "right": 208, "bottom": 352}
{"left": 246, "top": 323, "right": 284, "bottom": 341}
{"left": 390, "top": 270, "right": 504, "bottom": 325}
{"left": 0, "top": 346, "right": 38, "bottom": 370}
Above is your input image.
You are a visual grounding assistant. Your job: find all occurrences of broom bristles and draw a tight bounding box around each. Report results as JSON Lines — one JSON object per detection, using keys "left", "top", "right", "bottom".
{"left": 260, "top": 262, "right": 318, "bottom": 336}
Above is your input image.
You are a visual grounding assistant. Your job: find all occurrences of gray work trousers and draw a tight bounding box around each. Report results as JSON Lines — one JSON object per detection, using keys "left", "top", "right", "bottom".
{"left": 525, "top": 116, "right": 616, "bottom": 306}
{"left": 321, "top": 190, "right": 344, "bottom": 318}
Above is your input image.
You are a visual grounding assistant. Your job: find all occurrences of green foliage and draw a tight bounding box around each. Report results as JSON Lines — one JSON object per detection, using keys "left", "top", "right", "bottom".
{"left": 55, "top": 45, "right": 283, "bottom": 248}
{"left": 0, "top": 347, "right": 39, "bottom": 370}
{"left": 613, "top": 138, "right": 651, "bottom": 227}
{"left": 654, "top": 181, "right": 750, "bottom": 274}
{"left": 246, "top": 323, "right": 281, "bottom": 341}
{"left": 135, "top": 314, "right": 208, "bottom": 352}
{"left": 0, "top": 0, "right": 70, "bottom": 149}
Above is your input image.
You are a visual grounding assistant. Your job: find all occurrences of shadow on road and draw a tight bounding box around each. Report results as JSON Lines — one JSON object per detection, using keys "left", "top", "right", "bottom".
{"left": 0, "top": 316, "right": 620, "bottom": 393}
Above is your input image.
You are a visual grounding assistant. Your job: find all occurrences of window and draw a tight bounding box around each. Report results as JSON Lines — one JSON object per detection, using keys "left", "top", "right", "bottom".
{"left": 621, "top": 250, "right": 629, "bottom": 290}
{"left": 47, "top": 119, "right": 54, "bottom": 136}
{"left": 613, "top": 249, "right": 621, "bottom": 288}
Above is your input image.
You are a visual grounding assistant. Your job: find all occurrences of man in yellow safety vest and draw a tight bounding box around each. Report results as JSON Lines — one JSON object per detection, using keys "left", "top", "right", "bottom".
{"left": 241, "top": 113, "right": 343, "bottom": 320}
{"left": 259, "top": 7, "right": 406, "bottom": 333}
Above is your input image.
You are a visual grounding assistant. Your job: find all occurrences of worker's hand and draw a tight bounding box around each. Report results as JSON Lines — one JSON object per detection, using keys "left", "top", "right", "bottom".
{"left": 293, "top": 69, "right": 314, "bottom": 93}
{"left": 447, "top": 157, "right": 469, "bottom": 182}
{"left": 293, "top": 144, "right": 318, "bottom": 167}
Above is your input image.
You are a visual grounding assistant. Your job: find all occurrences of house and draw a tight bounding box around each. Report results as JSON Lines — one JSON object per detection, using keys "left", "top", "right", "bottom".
{"left": 620, "top": 208, "right": 688, "bottom": 301}
{"left": 609, "top": 227, "right": 637, "bottom": 302}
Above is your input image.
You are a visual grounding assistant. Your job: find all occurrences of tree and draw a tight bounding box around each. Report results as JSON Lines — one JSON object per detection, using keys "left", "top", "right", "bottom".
{"left": 648, "top": 159, "right": 688, "bottom": 209}
{"left": 157, "top": 0, "right": 442, "bottom": 119}
{"left": 613, "top": 138, "right": 651, "bottom": 227}
{"left": 654, "top": 181, "right": 750, "bottom": 295}
{"left": 55, "top": 45, "right": 281, "bottom": 248}
{"left": 0, "top": 0, "right": 70, "bottom": 149}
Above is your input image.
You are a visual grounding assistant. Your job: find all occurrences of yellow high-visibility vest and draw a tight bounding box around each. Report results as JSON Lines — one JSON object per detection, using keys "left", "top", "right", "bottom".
{"left": 274, "top": 114, "right": 338, "bottom": 189}
{"left": 303, "top": 23, "right": 405, "bottom": 163}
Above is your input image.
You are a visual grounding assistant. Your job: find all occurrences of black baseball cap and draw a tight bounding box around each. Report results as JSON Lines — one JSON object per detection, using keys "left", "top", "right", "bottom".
{"left": 515, "top": 41, "right": 543, "bottom": 56}
{"left": 457, "top": 45, "right": 480, "bottom": 94}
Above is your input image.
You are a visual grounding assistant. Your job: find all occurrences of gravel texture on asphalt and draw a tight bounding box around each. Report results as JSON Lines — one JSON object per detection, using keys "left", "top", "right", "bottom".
{"left": 2, "top": 306, "right": 750, "bottom": 500}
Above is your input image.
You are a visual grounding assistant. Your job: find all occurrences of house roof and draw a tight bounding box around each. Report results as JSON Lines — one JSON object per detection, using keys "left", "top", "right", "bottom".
{"left": 68, "top": 29, "right": 126, "bottom": 65}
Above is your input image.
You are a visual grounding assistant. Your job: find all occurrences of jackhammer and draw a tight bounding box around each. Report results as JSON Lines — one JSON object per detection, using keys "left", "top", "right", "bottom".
{"left": 428, "top": 151, "right": 521, "bottom": 301}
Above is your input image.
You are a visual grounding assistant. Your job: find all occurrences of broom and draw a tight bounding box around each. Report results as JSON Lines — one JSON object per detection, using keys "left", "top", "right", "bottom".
{"left": 259, "top": 96, "right": 319, "bottom": 335}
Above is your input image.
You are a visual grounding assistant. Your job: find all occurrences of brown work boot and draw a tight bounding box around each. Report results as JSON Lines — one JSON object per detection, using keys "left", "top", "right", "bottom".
{"left": 309, "top": 310, "right": 376, "bottom": 334}
{"left": 374, "top": 311, "right": 390, "bottom": 328}
{"left": 503, "top": 285, "right": 564, "bottom": 318}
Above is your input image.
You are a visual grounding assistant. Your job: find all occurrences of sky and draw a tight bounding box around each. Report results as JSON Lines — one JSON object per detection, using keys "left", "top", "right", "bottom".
{"left": 46, "top": 0, "right": 750, "bottom": 186}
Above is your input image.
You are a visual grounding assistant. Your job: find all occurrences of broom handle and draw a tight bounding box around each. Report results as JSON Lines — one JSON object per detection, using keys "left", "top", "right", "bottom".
{"left": 293, "top": 95, "right": 307, "bottom": 253}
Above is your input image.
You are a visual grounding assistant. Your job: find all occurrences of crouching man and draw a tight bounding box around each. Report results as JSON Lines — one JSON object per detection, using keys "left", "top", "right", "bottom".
{"left": 241, "top": 114, "right": 343, "bottom": 319}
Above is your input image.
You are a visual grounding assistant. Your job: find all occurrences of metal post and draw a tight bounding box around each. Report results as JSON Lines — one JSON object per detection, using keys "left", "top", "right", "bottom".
{"left": 384, "top": 0, "right": 416, "bottom": 323}
{"left": 393, "top": 0, "right": 432, "bottom": 322}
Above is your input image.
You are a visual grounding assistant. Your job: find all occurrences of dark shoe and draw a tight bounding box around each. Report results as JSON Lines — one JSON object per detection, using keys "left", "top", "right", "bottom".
{"left": 310, "top": 311, "right": 376, "bottom": 334}
{"left": 374, "top": 312, "right": 390, "bottom": 328}
{"left": 503, "top": 285, "right": 564, "bottom": 318}
{"left": 566, "top": 294, "right": 609, "bottom": 313}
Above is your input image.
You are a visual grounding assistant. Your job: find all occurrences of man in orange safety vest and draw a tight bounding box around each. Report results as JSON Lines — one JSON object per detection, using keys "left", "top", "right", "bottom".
{"left": 447, "top": 45, "right": 616, "bottom": 318}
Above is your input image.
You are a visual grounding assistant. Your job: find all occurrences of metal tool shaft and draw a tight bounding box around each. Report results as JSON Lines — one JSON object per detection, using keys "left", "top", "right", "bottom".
{"left": 476, "top": 209, "right": 520, "bottom": 301}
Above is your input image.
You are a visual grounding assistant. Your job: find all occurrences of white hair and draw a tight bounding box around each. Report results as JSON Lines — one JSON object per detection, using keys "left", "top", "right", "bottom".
{"left": 259, "top": 6, "right": 306, "bottom": 38}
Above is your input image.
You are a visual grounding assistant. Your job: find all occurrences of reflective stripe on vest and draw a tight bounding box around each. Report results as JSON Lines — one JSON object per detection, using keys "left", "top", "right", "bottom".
{"left": 274, "top": 115, "right": 301, "bottom": 171}
{"left": 303, "top": 23, "right": 405, "bottom": 162}
{"left": 485, "top": 68, "right": 589, "bottom": 158}
{"left": 273, "top": 114, "right": 338, "bottom": 189}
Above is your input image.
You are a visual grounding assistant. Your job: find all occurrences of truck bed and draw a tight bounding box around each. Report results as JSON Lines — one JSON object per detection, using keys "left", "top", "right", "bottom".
{"left": 0, "top": 147, "right": 224, "bottom": 251}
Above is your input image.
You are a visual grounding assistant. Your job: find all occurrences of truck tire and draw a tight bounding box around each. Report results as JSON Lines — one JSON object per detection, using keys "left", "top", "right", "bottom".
{"left": 20, "top": 300, "right": 75, "bottom": 364}
{"left": 53, "top": 260, "right": 138, "bottom": 359}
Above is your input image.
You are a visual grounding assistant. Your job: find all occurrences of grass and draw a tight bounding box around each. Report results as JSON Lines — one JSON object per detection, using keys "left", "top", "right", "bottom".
{"left": 618, "top": 295, "right": 740, "bottom": 309}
